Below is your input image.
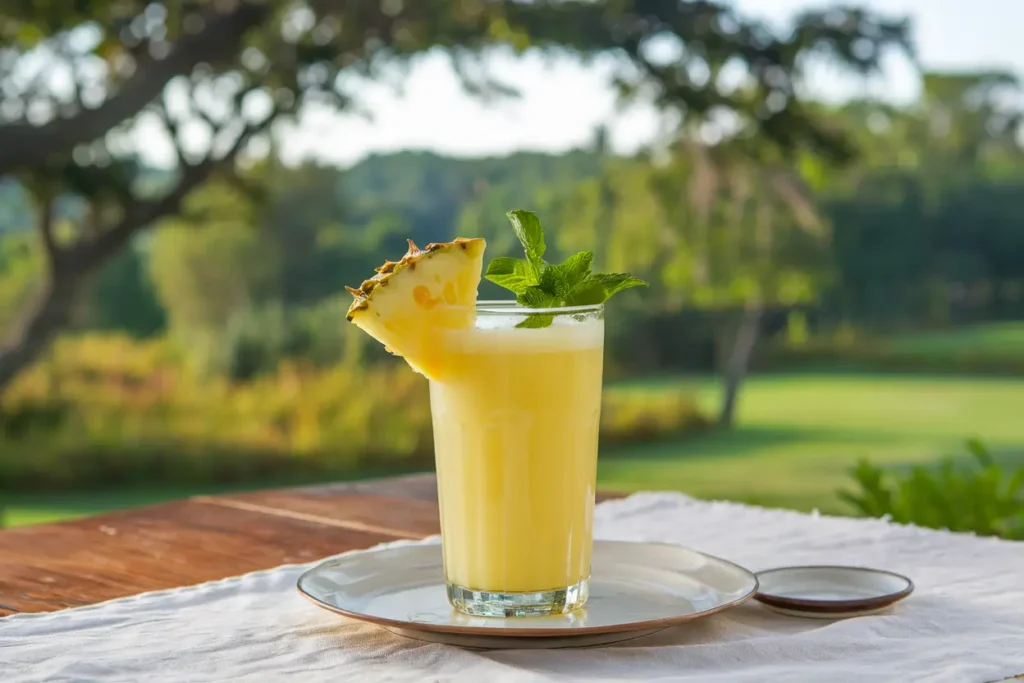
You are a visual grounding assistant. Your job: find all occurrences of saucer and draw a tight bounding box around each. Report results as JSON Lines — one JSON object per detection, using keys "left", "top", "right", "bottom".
{"left": 753, "top": 565, "right": 914, "bottom": 619}
{"left": 297, "top": 540, "right": 758, "bottom": 649}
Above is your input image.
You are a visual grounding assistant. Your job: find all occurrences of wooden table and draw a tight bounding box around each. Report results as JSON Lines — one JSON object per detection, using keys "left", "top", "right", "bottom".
{"left": 0, "top": 473, "right": 625, "bottom": 616}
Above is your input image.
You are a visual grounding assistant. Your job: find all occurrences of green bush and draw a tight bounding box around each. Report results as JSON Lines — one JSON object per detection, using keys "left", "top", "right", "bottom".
{"left": 600, "top": 390, "right": 711, "bottom": 443}
{"left": 0, "top": 333, "right": 710, "bottom": 492}
{"left": 839, "top": 440, "right": 1024, "bottom": 539}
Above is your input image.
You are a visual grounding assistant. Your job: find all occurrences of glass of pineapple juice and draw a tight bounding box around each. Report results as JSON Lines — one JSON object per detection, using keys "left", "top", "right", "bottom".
{"left": 428, "top": 301, "right": 605, "bottom": 617}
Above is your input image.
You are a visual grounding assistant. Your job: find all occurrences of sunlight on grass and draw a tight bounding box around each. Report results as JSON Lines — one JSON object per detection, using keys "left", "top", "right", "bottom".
{"left": 599, "top": 373, "right": 1024, "bottom": 514}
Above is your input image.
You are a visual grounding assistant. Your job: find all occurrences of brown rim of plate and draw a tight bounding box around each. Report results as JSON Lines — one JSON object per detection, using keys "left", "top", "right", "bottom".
{"left": 752, "top": 565, "right": 914, "bottom": 613}
{"left": 296, "top": 543, "right": 760, "bottom": 638}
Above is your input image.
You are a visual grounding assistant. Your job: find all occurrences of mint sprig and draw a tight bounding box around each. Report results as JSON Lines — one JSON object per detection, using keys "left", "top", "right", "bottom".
{"left": 484, "top": 209, "right": 648, "bottom": 328}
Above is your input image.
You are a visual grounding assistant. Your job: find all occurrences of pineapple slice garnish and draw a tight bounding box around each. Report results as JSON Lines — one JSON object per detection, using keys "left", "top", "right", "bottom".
{"left": 346, "top": 237, "right": 485, "bottom": 380}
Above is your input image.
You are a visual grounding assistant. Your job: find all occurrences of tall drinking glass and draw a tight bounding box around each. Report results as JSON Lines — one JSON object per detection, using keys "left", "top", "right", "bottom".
{"left": 428, "top": 301, "right": 605, "bottom": 617}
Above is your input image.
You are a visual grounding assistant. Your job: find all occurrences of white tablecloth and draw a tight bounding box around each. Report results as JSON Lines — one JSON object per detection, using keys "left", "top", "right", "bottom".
{"left": 3, "top": 492, "right": 1024, "bottom": 683}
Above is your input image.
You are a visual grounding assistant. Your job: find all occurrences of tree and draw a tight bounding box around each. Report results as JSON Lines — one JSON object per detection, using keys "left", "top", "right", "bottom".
{"left": 547, "top": 27, "right": 914, "bottom": 427}
{"left": 663, "top": 144, "right": 828, "bottom": 427}
{"left": 0, "top": 0, "right": 910, "bottom": 392}
{"left": 920, "top": 70, "right": 1023, "bottom": 167}
{"left": 815, "top": 72, "right": 1024, "bottom": 328}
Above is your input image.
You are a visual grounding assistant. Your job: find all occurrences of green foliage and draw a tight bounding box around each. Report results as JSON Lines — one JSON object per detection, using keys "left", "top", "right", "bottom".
{"left": 587, "top": 273, "right": 649, "bottom": 300}
{"left": 190, "top": 297, "right": 372, "bottom": 381}
{"left": 485, "top": 209, "right": 647, "bottom": 327}
{"left": 507, "top": 209, "right": 547, "bottom": 267}
{"left": 483, "top": 257, "right": 538, "bottom": 293}
{"left": 0, "top": 333, "right": 708, "bottom": 492}
{"left": 148, "top": 181, "right": 281, "bottom": 333}
{"left": 0, "top": 334, "right": 435, "bottom": 489}
{"left": 260, "top": 163, "right": 379, "bottom": 307}
{"left": 84, "top": 245, "right": 166, "bottom": 337}
{"left": 600, "top": 391, "right": 712, "bottom": 444}
{"left": 0, "top": 0, "right": 920, "bottom": 398}
{"left": 839, "top": 440, "right": 1024, "bottom": 539}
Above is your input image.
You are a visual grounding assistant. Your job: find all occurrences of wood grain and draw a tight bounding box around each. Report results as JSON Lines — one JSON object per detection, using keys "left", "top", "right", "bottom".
{"left": 0, "top": 499, "right": 398, "bottom": 615}
{"left": 0, "top": 474, "right": 627, "bottom": 616}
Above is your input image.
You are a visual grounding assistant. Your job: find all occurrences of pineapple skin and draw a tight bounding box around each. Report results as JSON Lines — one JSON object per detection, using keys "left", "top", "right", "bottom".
{"left": 345, "top": 237, "right": 485, "bottom": 321}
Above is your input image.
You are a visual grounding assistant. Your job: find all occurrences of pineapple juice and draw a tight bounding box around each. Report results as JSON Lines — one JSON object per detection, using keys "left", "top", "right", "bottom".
{"left": 428, "top": 307, "right": 604, "bottom": 613}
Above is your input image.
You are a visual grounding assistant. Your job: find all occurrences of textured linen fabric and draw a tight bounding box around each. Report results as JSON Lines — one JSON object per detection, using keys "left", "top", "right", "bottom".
{"left": 3, "top": 492, "right": 1023, "bottom": 683}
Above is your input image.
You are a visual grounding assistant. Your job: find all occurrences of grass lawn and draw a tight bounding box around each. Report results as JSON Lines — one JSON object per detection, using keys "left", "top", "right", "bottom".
{"left": 5, "top": 372, "right": 1023, "bottom": 526}
{"left": 598, "top": 372, "right": 1024, "bottom": 514}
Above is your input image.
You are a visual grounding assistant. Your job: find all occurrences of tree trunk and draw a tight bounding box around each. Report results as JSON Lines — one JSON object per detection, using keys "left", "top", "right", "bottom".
{"left": 718, "top": 303, "right": 763, "bottom": 429}
{"left": 0, "top": 275, "right": 79, "bottom": 394}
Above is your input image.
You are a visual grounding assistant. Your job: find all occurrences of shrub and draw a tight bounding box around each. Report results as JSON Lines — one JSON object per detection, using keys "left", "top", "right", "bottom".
{"left": 0, "top": 333, "right": 710, "bottom": 492}
{"left": 839, "top": 440, "right": 1024, "bottom": 540}
{"left": 600, "top": 390, "right": 711, "bottom": 443}
{"left": 0, "top": 336, "right": 434, "bottom": 491}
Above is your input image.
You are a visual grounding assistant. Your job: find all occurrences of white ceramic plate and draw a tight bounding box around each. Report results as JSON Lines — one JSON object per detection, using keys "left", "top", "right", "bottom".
{"left": 298, "top": 540, "right": 758, "bottom": 649}
{"left": 754, "top": 565, "right": 914, "bottom": 619}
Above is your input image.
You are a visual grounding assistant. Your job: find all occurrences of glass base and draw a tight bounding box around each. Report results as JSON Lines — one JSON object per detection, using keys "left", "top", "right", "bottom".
{"left": 447, "top": 577, "right": 589, "bottom": 617}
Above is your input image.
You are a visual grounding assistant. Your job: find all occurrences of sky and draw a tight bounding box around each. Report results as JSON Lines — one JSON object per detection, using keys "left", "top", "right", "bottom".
{"left": 138, "top": 0, "right": 1024, "bottom": 169}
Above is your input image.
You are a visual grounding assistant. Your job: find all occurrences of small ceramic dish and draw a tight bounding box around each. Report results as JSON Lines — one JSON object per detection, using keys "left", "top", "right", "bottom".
{"left": 753, "top": 565, "right": 914, "bottom": 619}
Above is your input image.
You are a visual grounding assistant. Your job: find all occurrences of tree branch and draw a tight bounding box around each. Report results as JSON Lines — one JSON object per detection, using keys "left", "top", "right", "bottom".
{"left": 78, "top": 160, "right": 214, "bottom": 274}
{"left": 79, "top": 105, "right": 281, "bottom": 273}
{"left": 223, "top": 102, "right": 279, "bottom": 162}
{"left": 0, "top": 1, "right": 270, "bottom": 177}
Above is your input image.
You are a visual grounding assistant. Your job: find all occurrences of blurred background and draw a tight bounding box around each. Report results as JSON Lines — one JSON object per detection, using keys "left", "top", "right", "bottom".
{"left": 1, "top": 0, "right": 1022, "bottom": 538}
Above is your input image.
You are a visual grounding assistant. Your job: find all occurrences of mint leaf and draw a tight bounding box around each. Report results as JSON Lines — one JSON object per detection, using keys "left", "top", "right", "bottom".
{"left": 589, "top": 273, "right": 648, "bottom": 297}
{"left": 483, "top": 210, "right": 648, "bottom": 329}
{"left": 546, "top": 251, "right": 594, "bottom": 297}
{"left": 538, "top": 266, "right": 560, "bottom": 296}
{"left": 565, "top": 277, "right": 608, "bottom": 306}
{"left": 507, "top": 210, "right": 546, "bottom": 266}
{"left": 485, "top": 257, "right": 538, "bottom": 294}
{"left": 516, "top": 313, "right": 555, "bottom": 329}
{"left": 516, "top": 285, "right": 559, "bottom": 329}
{"left": 518, "top": 286, "right": 559, "bottom": 309}
{"left": 537, "top": 251, "right": 593, "bottom": 298}
{"left": 565, "top": 273, "right": 648, "bottom": 306}
{"left": 561, "top": 251, "right": 594, "bottom": 282}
